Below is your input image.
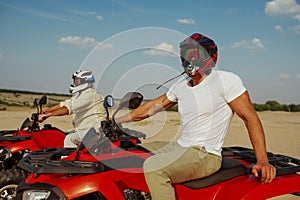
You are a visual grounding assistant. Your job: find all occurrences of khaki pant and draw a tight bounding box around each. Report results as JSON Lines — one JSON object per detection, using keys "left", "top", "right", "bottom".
{"left": 64, "top": 128, "right": 91, "bottom": 147}
{"left": 141, "top": 141, "right": 221, "bottom": 200}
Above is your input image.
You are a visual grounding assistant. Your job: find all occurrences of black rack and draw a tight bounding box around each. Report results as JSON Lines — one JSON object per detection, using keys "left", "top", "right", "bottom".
{"left": 222, "top": 146, "right": 300, "bottom": 176}
{"left": 0, "top": 130, "right": 31, "bottom": 141}
{"left": 17, "top": 147, "right": 147, "bottom": 174}
{"left": 17, "top": 148, "right": 104, "bottom": 174}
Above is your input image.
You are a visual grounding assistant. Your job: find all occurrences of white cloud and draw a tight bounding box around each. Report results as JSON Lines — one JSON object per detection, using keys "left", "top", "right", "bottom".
{"left": 70, "top": 10, "right": 97, "bottom": 16}
{"left": 279, "top": 73, "right": 291, "bottom": 79}
{"left": 96, "top": 15, "right": 104, "bottom": 21}
{"left": 297, "top": 74, "right": 300, "bottom": 78}
{"left": 0, "top": 53, "right": 2, "bottom": 61}
{"left": 291, "top": 24, "right": 300, "bottom": 34}
{"left": 59, "top": 36, "right": 99, "bottom": 48}
{"left": 96, "top": 43, "right": 113, "bottom": 49}
{"left": 231, "top": 38, "right": 265, "bottom": 50}
{"left": 176, "top": 18, "right": 195, "bottom": 24}
{"left": 294, "top": 14, "right": 300, "bottom": 21}
{"left": 274, "top": 25, "right": 284, "bottom": 32}
{"left": 252, "top": 38, "right": 265, "bottom": 49}
{"left": 144, "top": 42, "right": 177, "bottom": 57}
{"left": 265, "top": 0, "right": 300, "bottom": 34}
{"left": 265, "top": 0, "right": 300, "bottom": 21}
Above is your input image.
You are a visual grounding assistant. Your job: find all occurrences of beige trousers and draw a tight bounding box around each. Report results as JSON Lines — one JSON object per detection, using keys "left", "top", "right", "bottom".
{"left": 141, "top": 141, "right": 221, "bottom": 200}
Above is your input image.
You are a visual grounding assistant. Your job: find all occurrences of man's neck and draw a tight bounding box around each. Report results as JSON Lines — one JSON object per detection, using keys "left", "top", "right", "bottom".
{"left": 188, "top": 70, "right": 213, "bottom": 87}
{"left": 189, "top": 74, "right": 205, "bottom": 87}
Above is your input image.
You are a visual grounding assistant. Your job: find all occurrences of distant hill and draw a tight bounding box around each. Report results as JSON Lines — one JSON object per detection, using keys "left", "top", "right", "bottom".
{"left": 0, "top": 88, "right": 299, "bottom": 112}
{"left": 0, "top": 88, "right": 69, "bottom": 97}
{"left": 0, "top": 88, "right": 70, "bottom": 111}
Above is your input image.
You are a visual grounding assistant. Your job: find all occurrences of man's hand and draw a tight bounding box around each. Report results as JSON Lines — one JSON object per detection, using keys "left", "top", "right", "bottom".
{"left": 252, "top": 162, "right": 276, "bottom": 184}
{"left": 38, "top": 114, "right": 48, "bottom": 123}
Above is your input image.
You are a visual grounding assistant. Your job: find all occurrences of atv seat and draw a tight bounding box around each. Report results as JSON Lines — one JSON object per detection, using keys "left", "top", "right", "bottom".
{"left": 183, "top": 157, "right": 247, "bottom": 189}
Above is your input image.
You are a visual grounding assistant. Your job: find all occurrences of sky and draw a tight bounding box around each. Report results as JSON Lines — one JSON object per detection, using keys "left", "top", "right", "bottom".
{"left": 0, "top": 0, "right": 300, "bottom": 103}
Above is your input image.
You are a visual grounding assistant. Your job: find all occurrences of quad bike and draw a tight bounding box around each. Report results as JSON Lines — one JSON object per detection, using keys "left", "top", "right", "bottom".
{"left": 16, "top": 92, "right": 300, "bottom": 200}
{"left": 0, "top": 95, "right": 68, "bottom": 199}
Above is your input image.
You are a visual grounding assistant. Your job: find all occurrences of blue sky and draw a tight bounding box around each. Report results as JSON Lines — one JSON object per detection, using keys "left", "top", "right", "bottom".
{"left": 0, "top": 0, "right": 300, "bottom": 103}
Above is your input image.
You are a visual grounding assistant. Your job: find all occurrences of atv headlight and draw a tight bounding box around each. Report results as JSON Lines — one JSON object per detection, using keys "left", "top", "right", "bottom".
{"left": 22, "top": 190, "right": 51, "bottom": 200}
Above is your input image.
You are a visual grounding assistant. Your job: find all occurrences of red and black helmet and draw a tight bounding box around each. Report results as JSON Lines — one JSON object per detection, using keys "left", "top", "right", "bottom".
{"left": 180, "top": 33, "right": 218, "bottom": 76}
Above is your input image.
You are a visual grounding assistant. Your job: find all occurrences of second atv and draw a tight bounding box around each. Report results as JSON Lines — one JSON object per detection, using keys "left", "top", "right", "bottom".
{"left": 0, "top": 95, "right": 68, "bottom": 199}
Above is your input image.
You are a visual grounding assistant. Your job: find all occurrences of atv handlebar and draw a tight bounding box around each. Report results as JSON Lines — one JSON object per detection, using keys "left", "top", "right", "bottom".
{"left": 101, "top": 120, "right": 146, "bottom": 140}
{"left": 115, "top": 125, "right": 146, "bottom": 139}
{"left": 20, "top": 96, "right": 48, "bottom": 132}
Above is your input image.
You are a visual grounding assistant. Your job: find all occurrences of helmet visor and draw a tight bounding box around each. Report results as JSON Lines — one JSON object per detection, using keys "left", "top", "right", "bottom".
{"left": 181, "top": 47, "right": 210, "bottom": 62}
{"left": 73, "top": 78, "right": 81, "bottom": 86}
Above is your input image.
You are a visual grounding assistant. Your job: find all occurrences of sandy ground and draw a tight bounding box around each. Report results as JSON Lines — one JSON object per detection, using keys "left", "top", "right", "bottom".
{"left": 0, "top": 109, "right": 299, "bottom": 199}
{"left": 1, "top": 108, "right": 299, "bottom": 158}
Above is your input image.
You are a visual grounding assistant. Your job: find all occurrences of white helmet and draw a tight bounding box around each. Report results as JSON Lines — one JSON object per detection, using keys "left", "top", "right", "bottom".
{"left": 69, "top": 70, "right": 95, "bottom": 94}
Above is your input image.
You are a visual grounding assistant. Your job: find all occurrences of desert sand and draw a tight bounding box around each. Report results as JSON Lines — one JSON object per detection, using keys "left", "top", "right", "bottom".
{"left": 0, "top": 108, "right": 299, "bottom": 199}
{"left": 1, "top": 108, "right": 299, "bottom": 158}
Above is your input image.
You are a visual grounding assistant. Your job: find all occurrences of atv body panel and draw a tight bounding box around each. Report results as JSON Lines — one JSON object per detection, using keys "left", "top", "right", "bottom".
{"left": 16, "top": 146, "right": 300, "bottom": 200}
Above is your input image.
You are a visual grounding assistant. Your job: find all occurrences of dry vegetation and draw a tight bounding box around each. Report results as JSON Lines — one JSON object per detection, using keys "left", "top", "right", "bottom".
{"left": 0, "top": 90, "right": 69, "bottom": 111}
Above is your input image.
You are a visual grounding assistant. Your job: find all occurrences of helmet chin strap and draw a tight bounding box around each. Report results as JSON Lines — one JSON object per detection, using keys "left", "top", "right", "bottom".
{"left": 184, "top": 64, "right": 201, "bottom": 76}
{"left": 156, "top": 58, "right": 215, "bottom": 90}
{"left": 184, "top": 58, "right": 215, "bottom": 76}
{"left": 69, "top": 83, "right": 92, "bottom": 94}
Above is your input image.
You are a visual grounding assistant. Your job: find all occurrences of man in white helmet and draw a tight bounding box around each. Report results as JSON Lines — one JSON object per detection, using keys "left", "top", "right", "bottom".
{"left": 38, "top": 70, "right": 106, "bottom": 147}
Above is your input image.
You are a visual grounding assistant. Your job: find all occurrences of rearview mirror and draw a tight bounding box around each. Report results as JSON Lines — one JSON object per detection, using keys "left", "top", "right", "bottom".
{"left": 112, "top": 92, "right": 143, "bottom": 121}
{"left": 118, "top": 92, "right": 143, "bottom": 110}
{"left": 104, "top": 95, "right": 114, "bottom": 108}
{"left": 39, "top": 95, "right": 47, "bottom": 105}
{"left": 33, "top": 98, "right": 39, "bottom": 107}
{"left": 104, "top": 95, "right": 114, "bottom": 120}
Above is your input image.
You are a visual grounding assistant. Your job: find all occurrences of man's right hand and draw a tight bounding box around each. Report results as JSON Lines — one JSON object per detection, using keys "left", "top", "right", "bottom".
{"left": 38, "top": 114, "right": 48, "bottom": 122}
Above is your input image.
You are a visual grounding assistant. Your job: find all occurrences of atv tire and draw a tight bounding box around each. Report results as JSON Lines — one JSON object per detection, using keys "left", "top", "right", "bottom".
{"left": 0, "top": 168, "right": 27, "bottom": 200}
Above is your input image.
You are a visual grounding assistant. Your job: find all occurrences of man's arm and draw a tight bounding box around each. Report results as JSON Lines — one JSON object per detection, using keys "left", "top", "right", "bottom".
{"left": 116, "top": 94, "right": 177, "bottom": 123}
{"left": 38, "top": 104, "right": 69, "bottom": 122}
{"left": 229, "top": 91, "right": 276, "bottom": 184}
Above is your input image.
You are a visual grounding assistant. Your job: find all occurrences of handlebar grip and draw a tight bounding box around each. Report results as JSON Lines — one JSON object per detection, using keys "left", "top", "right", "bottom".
{"left": 115, "top": 125, "right": 146, "bottom": 138}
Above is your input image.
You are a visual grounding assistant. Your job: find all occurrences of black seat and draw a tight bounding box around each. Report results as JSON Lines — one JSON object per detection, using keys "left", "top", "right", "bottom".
{"left": 183, "top": 157, "right": 247, "bottom": 189}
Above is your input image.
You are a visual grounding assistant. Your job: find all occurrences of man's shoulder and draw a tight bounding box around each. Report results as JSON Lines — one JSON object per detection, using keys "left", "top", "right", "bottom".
{"left": 214, "top": 69, "right": 238, "bottom": 76}
{"left": 75, "top": 88, "right": 98, "bottom": 98}
{"left": 213, "top": 70, "right": 241, "bottom": 81}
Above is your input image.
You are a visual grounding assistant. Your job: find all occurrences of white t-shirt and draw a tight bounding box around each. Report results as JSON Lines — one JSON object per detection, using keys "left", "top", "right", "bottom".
{"left": 166, "top": 70, "right": 246, "bottom": 156}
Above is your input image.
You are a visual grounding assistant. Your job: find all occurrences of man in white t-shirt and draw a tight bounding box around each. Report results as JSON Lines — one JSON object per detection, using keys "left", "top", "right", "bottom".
{"left": 38, "top": 70, "right": 106, "bottom": 147}
{"left": 116, "top": 33, "right": 276, "bottom": 200}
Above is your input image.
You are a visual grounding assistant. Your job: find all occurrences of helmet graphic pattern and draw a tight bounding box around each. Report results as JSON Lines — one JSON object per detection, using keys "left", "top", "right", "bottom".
{"left": 180, "top": 33, "right": 218, "bottom": 63}
{"left": 69, "top": 70, "right": 95, "bottom": 94}
{"left": 179, "top": 33, "right": 218, "bottom": 76}
{"left": 72, "top": 70, "right": 95, "bottom": 85}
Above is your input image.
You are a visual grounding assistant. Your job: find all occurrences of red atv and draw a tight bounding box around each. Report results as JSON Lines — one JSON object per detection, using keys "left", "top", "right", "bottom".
{"left": 17, "top": 92, "right": 300, "bottom": 200}
{"left": 0, "top": 95, "right": 67, "bottom": 199}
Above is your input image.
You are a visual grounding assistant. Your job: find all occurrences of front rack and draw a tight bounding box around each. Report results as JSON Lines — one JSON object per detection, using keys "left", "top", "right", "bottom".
{"left": 17, "top": 148, "right": 104, "bottom": 174}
